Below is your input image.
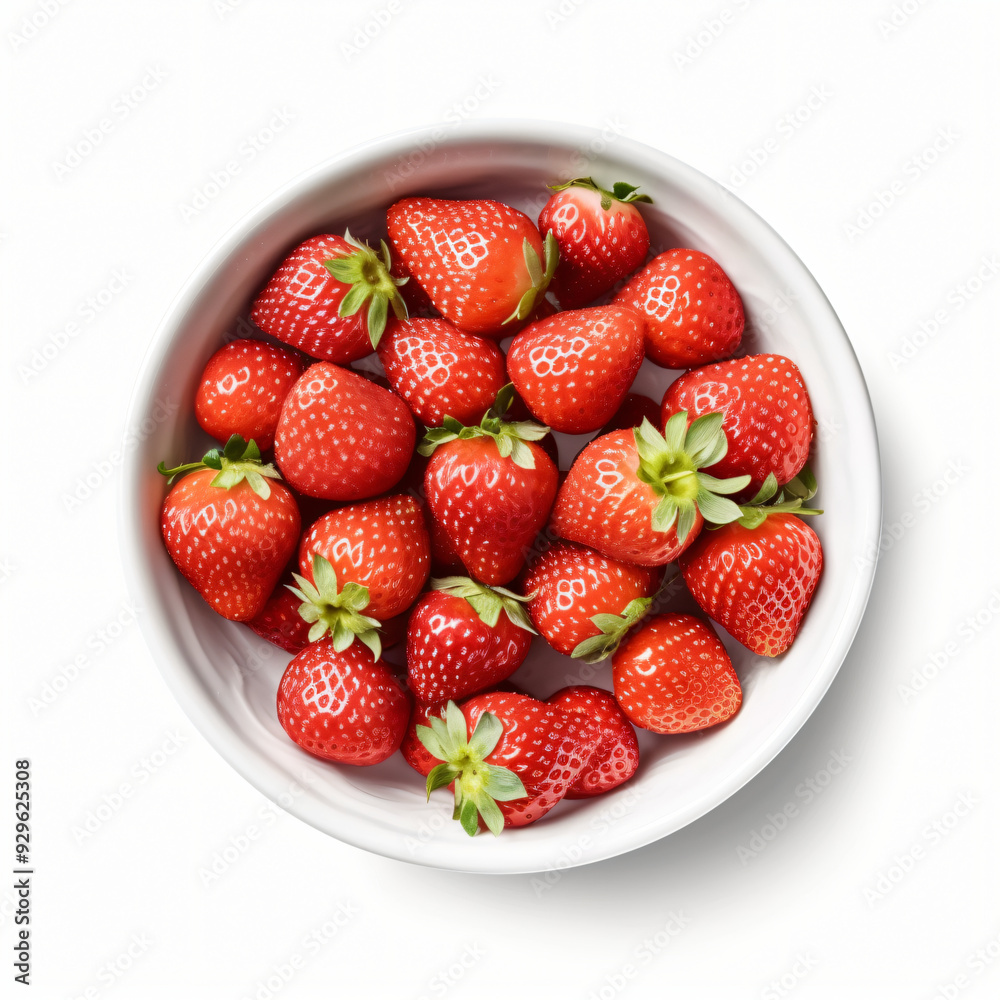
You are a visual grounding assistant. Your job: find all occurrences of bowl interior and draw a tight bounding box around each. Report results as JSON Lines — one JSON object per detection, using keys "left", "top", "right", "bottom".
{"left": 121, "top": 123, "right": 880, "bottom": 874}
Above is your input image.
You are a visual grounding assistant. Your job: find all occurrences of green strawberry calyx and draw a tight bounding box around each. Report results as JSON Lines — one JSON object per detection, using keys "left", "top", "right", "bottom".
{"left": 416, "top": 700, "right": 528, "bottom": 837}
{"left": 286, "top": 553, "right": 382, "bottom": 659}
{"left": 634, "top": 413, "right": 751, "bottom": 545}
{"left": 157, "top": 434, "right": 282, "bottom": 499}
{"left": 571, "top": 595, "right": 654, "bottom": 663}
{"left": 430, "top": 576, "right": 537, "bottom": 634}
{"left": 417, "top": 384, "right": 550, "bottom": 470}
{"left": 549, "top": 176, "right": 654, "bottom": 211}
{"left": 730, "top": 468, "right": 824, "bottom": 530}
{"left": 324, "top": 230, "right": 409, "bottom": 349}
{"left": 504, "top": 230, "right": 559, "bottom": 324}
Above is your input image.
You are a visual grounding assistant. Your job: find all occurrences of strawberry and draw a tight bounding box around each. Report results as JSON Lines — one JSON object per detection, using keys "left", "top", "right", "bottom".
{"left": 538, "top": 177, "right": 651, "bottom": 309}
{"left": 523, "top": 541, "right": 661, "bottom": 659}
{"left": 597, "top": 392, "right": 661, "bottom": 437}
{"left": 401, "top": 698, "right": 449, "bottom": 777}
{"left": 274, "top": 361, "right": 415, "bottom": 500}
{"left": 547, "top": 686, "right": 640, "bottom": 798}
{"left": 612, "top": 614, "right": 741, "bottom": 733}
{"left": 297, "top": 494, "right": 431, "bottom": 623}
{"left": 276, "top": 636, "right": 411, "bottom": 765}
{"left": 614, "top": 249, "right": 744, "bottom": 368}
{"left": 661, "top": 354, "right": 814, "bottom": 491}
{"left": 245, "top": 574, "right": 312, "bottom": 653}
{"left": 550, "top": 414, "right": 751, "bottom": 566}
{"left": 680, "top": 508, "right": 823, "bottom": 657}
{"left": 421, "top": 386, "right": 558, "bottom": 585}
{"left": 406, "top": 577, "right": 535, "bottom": 703}
{"left": 376, "top": 316, "right": 507, "bottom": 427}
{"left": 387, "top": 197, "right": 558, "bottom": 337}
{"left": 158, "top": 435, "right": 300, "bottom": 621}
{"left": 195, "top": 339, "right": 307, "bottom": 452}
{"left": 415, "top": 694, "right": 598, "bottom": 834}
{"left": 506, "top": 304, "right": 645, "bottom": 434}
{"left": 250, "top": 232, "right": 408, "bottom": 362}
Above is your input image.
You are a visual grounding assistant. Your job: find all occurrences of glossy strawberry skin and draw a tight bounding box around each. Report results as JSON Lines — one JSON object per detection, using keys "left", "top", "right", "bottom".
{"left": 547, "top": 686, "right": 640, "bottom": 798}
{"left": 539, "top": 186, "right": 650, "bottom": 309}
{"left": 460, "top": 691, "right": 599, "bottom": 828}
{"left": 507, "top": 305, "right": 645, "bottom": 434}
{"left": 195, "top": 339, "right": 307, "bottom": 452}
{"left": 250, "top": 234, "right": 374, "bottom": 364}
{"left": 550, "top": 430, "right": 703, "bottom": 566}
{"left": 245, "top": 576, "right": 311, "bottom": 653}
{"left": 387, "top": 197, "right": 545, "bottom": 337}
{"left": 376, "top": 317, "right": 507, "bottom": 427}
{"left": 298, "top": 495, "right": 430, "bottom": 621}
{"left": 662, "top": 354, "right": 814, "bottom": 490}
{"left": 614, "top": 249, "right": 743, "bottom": 368}
{"left": 274, "top": 362, "right": 415, "bottom": 500}
{"left": 160, "top": 471, "right": 300, "bottom": 622}
{"left": 276, "top": 637, "right": 411, "bottom": 765}
{"left": 424, "top": 438, "right": 558, "bottom": 586}
{"left": 406, "top": 591, "right": 532, "bottom": 703}
{"left": 680, "top": 514, "right": 823, "bottom": 657}
{"left": 524, "top": 541, "right": 661, "bottom": 656}
{"left": 612, "top": 614, "right": 741, "bottom": 734}
{"left": 401, "top": 698, "right": 449, "bottom": 777}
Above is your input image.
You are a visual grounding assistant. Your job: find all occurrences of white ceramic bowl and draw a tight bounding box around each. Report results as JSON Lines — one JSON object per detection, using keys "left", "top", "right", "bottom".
{"left": 121, "top": 121, "right": 881, "bottom": 874}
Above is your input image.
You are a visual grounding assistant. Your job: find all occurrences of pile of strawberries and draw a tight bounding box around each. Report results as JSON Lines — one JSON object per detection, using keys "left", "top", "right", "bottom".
{"left": 158, "top": 176, "right": 823, "bottom": 838}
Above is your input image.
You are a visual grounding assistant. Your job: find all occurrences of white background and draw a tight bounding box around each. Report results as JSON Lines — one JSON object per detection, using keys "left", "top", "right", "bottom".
{"left": 3, "top": 1, "right": 999, "bottom": 997}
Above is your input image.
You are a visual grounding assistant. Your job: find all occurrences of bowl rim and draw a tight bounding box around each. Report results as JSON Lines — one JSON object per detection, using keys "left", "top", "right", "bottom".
{"left": 119, "top": 119, "right": 882, "bottom": 874}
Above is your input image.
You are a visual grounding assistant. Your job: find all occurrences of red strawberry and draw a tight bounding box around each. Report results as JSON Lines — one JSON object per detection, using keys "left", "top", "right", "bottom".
{"left": 376, "top": 317, "right": 507, "bottom": 427}
{"left": 547, "top": 686, "right": 639, "bottom": 798}
{"left": 245, "top": 574, "right": 312, "bottom": 653}
{"left": 415, "top": 694, "right": 598, "bottom": 834}
{"left": 276, "top": 636, "right": 410, "bottom": 765}
{"left": 274, "top": 361, "right": 415, "bottom": 500}
{"left": 523, "top": 541, "right": 661, "bottom": 658}
{"left": 661, "top": 354, "right": 814, "bottom": 490}
{"left": 614, "top": 249, "right": 744, "bottom": 368}
{"left": 680, "top": 511, "right": 823, "bottom": 657}
{"left": 250, "top": 232, "right": 408, "bottom": 362}
{"left": 401, "top": 698, "right": 449, "bottom": 776}
{"left": 406, "top": 578, "right": 535, "bottom": 703}
{"left": 506, "top": 305, "right": 645, "bottom": 434}
{"left": 158, "top": 436, "right": 300, "bottom": 621}
{"left": 597, "top": 392, "right": 661, "bottom": 437}
{"left": 538, "top": 177, "right": 651, "bottom": 309}
{"left": 612, "top": 614, "right": 741, "bottom": 733}
{"left": 298, "top": 494, "right": 431, "bottom": 622}
{"left": 387, "top": 197, "right": 558, "bottom": 338}
{"left": 550, "top": 414, "right": 750, "bottom": 566}
{"left": 195, "top": 339, "right": 307, "bottom": 451}
{"left": 421, "top": 388, "right": 558, "bottom": 585}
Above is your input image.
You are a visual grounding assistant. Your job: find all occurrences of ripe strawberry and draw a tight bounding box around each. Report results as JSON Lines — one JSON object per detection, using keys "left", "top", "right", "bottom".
{"left": 376, "top": 317, "right": 507, "bottom": 427}
{"left": 250, "top": 232, "right": 408, "bottom": 362}
{"left": 680, "top": 511, "right": 823, "bottom": 657}
{"left": 547, "top": 686, "right": 639, "bottom": 798}
{"left": 506, "top": 305, "right": 645, "bottom": 434}
{"left": 195, "top": 339, "right": 307, "bottom": 451}
{"left": 597, "top": 392, "right": 661, "bottom": 437}
{"left": 614, "top": 249, "right": 744, "bottom": 368}
{"left": 415, "top": 694, "right": 599, "bottom": 834}
{"left": 612, "top": 614, "right": 741, "bottom": 733}
{"left": 274, "top": 361, "right": 415, "bottom": 499}
{"left": 406, "top": 577, "right": 535, "bottom": 703}
{"left": 297, "top": 494, "right": 431, "bottom": 622}
{"left": 245, "top": 574, "right": 312, "bottom": 653}
{"left": 538, "top": 177, "right": 651, "bottom": 309}
{"left": 158, "top": 435, "right": 300, "bottom": 621}
{"left": 421, "top": 387, "right": 558, "bottom": 585}
{"left": 387, "top": 197, "right": 558, "bottom": 337}
{"left": 662, "top": 354, "right": 814, "bottom": 490}
{"left": 401, "top": 698, "right": 449, "bottom": 776}
{"left": 276, "top": 636, "right": 410, "bottom": 765}
{"left": 550, "top": 414, "right": 750, "bottom": 566}
{"left": 523, "top": 541, "right": 661, "bottom": 659}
